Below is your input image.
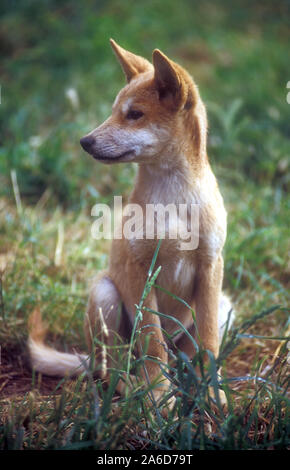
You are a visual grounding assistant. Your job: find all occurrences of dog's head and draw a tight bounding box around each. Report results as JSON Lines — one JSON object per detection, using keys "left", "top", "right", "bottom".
{"left": 80, "top": 39, "right": 207, "bottom": 165}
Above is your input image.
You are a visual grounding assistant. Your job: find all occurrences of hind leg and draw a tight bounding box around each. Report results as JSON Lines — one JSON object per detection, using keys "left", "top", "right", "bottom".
{"left": 84, "top": 273, "right": 132, "bottom": 391}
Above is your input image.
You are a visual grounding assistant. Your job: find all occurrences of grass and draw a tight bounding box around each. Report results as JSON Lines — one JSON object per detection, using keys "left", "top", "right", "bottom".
{"left": 0, "top": 0, "right": 289, "bottom": 451}
{"left": 0, "top": 245, "right": 288, "bottom": 449}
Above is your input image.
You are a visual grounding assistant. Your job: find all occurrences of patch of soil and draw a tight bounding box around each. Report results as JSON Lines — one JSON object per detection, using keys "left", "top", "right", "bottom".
{"left": 0, "top": 344, "right": 73, "bottom": 400}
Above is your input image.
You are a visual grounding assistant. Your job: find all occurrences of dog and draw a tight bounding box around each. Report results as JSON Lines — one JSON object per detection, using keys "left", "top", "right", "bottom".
{"left": 29, "top": 39, "right": 233, "bottom": 408}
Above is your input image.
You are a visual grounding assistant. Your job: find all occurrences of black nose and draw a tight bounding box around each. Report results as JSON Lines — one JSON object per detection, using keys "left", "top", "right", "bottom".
{"left": 80, "top": 135, "right": 94, "bottom": 153}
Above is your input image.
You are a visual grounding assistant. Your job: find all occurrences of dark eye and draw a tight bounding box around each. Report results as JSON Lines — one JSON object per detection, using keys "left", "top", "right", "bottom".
{"left": 126, "top": 109, "right": 144, "bottom": 120}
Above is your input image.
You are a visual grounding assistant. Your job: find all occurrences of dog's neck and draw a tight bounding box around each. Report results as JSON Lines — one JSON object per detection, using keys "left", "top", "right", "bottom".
{"left": 131, "top": 150, "right": 210, "bottom": 207}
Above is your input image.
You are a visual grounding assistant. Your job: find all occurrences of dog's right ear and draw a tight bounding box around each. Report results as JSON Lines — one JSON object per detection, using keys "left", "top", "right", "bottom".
{"left": 110, "top": 39, "right": 152, "bottom": 83}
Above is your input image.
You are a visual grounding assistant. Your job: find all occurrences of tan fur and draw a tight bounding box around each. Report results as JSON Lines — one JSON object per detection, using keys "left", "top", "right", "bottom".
{"left": 28, "top": 308, "right": 48, "bottom": 343}
{"left": 28, "top": 40, "right": 233, "bottom": 407}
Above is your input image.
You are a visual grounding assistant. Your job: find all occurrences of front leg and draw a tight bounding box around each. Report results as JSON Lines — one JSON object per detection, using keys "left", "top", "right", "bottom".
{"left": 124, "top": 260, "right": 171, "bottom": 403}
{"left": 194, "top": 255, "right": 227, "bottom": 404}
{"left": 194, "top": 255, "right": 224, "bottom": 357}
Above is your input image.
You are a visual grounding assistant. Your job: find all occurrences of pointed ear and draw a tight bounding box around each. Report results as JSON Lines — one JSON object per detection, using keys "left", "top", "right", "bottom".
{"left": 153, "top": 49, "right": 186, "bottom": 107}
{"left": 110, "top": 39, "right": 152, "bottom": 83}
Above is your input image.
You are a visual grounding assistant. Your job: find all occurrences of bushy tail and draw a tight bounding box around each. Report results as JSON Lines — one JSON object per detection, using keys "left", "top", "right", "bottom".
{"left": 28, "top": 308, "right": 89, "bottom": 377}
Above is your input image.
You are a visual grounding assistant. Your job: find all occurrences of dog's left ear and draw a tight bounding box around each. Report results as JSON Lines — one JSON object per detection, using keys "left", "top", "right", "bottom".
{"left": 153, "top": 49, "right": 188, "bottom": 109}
{"left": 110, "top": 39, "right": 152, "bottom": 83}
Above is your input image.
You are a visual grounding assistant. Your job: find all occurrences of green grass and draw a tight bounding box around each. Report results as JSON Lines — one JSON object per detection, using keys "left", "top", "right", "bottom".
{"left": 0, "top": 252, "right": 289, "bottom": 450}
{"left": 0, "top": 0, "right": 289, "bottom": 450}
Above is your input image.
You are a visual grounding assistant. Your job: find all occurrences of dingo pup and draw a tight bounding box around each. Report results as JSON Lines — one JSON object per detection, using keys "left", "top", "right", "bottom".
{"left": 29, "top": 39, "right": 233, "bottom": 408}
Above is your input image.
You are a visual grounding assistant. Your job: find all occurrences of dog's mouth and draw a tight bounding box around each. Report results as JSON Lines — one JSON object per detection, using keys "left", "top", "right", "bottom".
{"left": 92, "top": 149, "right": 135, "bottom": 163}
